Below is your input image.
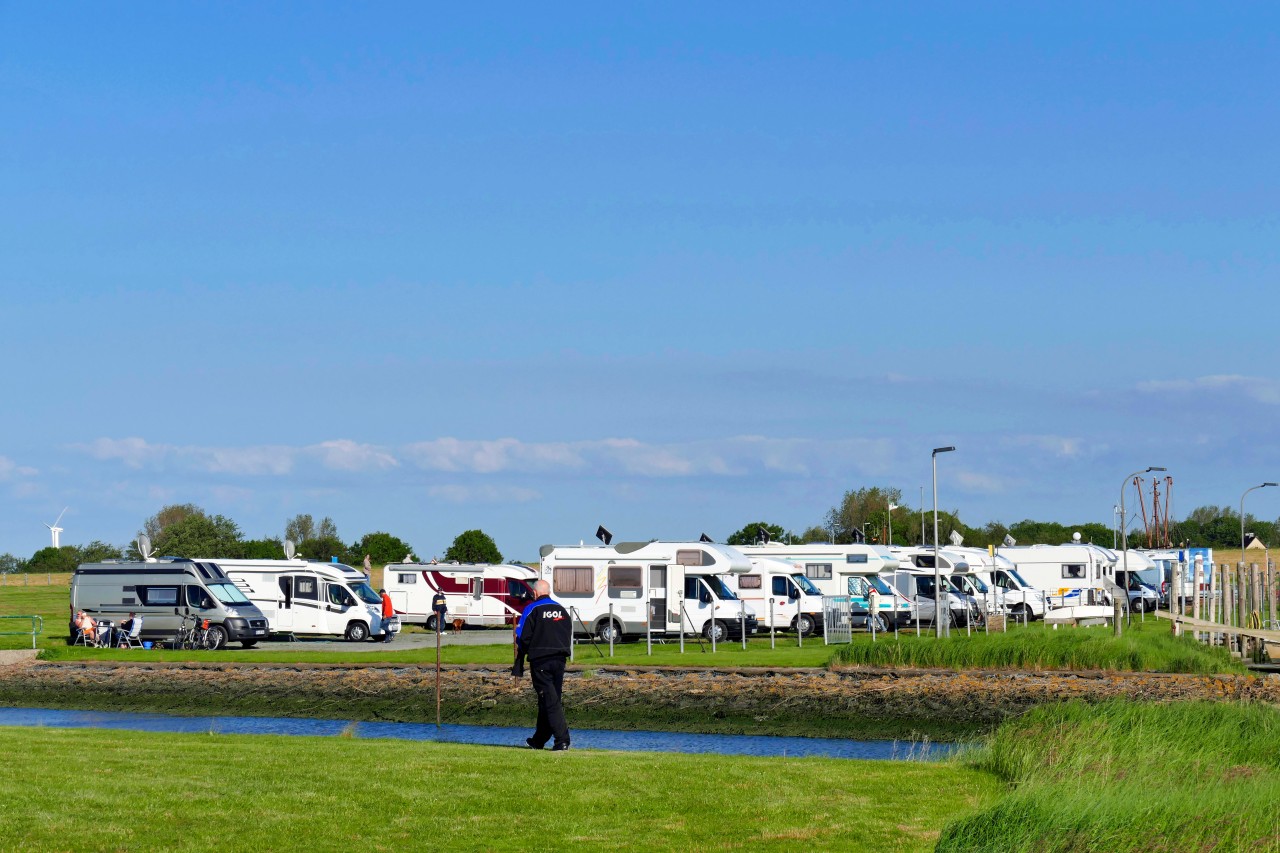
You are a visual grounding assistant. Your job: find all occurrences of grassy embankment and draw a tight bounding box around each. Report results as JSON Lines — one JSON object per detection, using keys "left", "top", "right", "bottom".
{"left": 0, "top": 726, "right": 998, "bottom": 852}
{"left": 833, "top": 617, "right": 1247, "bottom": 674}
{"left": 939, "top": 700, "right": 1280, "bottom": 851}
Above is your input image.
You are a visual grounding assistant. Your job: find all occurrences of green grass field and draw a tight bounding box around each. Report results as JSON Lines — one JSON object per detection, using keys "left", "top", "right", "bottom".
{"left": 938, "top": 700, "right": 1280, "bottom": 851}
{"left": 0, "top": 726, "right": 999, "bottom": 852}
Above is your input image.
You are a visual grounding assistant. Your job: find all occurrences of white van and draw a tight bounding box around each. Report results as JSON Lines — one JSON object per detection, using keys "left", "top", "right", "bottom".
{"left": 71, "top": 559, "right": 270, "bottom": 649}
{"left": 727, "top": 557, "right": 825, "bottom": 636}
{"left": 218, "top": 559, "right": 395, "bottom": 642}
{"left": 385, "top": 563, "right": 537, "bottom": 630}
{"left": 538, "top": 540, "right": 758, "bottom": 643}
{"left": 737, "top": 542, "right": 912, "bottom": 628}
{"left": 948, "top": 546, "right": 1046, "bottom": 621}
{"left": 886, "top": 553, "right": 978, "bottom": 628}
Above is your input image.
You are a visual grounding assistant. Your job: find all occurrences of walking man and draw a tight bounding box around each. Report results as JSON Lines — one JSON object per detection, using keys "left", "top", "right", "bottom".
{"left": 512, "top": 579, "right": 572, "bottom": 750}
{"left": 379, "top": 588, "right": 395, "bottom": 643}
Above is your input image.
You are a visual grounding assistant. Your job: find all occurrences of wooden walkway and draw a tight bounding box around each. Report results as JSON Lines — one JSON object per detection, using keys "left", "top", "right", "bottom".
{"left": 1154, "top": 610, "right": 1280, "bottom": 643}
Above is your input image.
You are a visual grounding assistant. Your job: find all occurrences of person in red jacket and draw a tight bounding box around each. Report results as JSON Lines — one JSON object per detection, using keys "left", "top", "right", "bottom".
{"left": 379, "top": 588, "right": 395, "bottom": 643}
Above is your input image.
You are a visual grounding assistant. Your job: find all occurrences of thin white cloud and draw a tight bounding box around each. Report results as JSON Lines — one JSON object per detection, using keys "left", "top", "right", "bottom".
{"left": 428, "top": 484, "right": 542, "bottom": 504}
{"left": 1137, "top": 374, "right": 1280, "bottom": 405}
{"left": 310, "top": 440, "right": 398, "bottom": 472}
{"left": 1002, "top": 434, "right": 1088, "bottom": 458}
{"left": 953, "top": 469, "right": 1010, "bottom": 494}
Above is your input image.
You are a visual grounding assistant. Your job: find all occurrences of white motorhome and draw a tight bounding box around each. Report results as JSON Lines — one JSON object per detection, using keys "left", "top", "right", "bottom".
{"left": 889, "top": 547, "right": 983, "bottom": 627}
{"left": 218, "top": 559, "right": 395, "bottom": 642}
{"left": 726, "top": 557, "right": 825, "bottom": 636}
{"left": 71, "top": 559, "right": 270, "bottom": 649}
{"left": 384, "top": 563, "right": 537, "bottom": 630}
{"left": 736, "top": 542, "right": 912, "bottom": 628}
{"left": 999, "top": 544, "right": 1116, "bottom": 609}
{"left": 947, "top": 548, "right": 1046, "bottom": 621}
{"left": 538, "top": 540, "right": 758, "bottom": 643}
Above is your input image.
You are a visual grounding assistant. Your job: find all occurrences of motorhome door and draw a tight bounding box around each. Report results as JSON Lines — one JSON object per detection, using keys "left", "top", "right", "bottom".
{"left": 276, "top": 576, "right": 295, "bottom": 630}
{"left": 648, "top": 565, "right": 666, "bottom": 630}
{"left": 290, "top": 574, "right": 322, "bottom": 633}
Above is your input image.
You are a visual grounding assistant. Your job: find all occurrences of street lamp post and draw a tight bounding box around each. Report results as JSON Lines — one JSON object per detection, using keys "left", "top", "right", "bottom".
{"left": 1241, "top": 481, "right": 1278, "bottom": 561}
{"left": 1121, "top": 467, "right": 1166, "bottom": 626}
{"left": 888, "top": 503, "right": 899, "bottom": 546}
{"left": 933, "top": 446, "right": 955, "bottom": 638}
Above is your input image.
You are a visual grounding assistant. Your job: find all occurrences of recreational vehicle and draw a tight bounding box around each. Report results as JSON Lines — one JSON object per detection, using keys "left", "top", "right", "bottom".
{"left": 384, "top": 563, "right": 538, "bottom": 630}
{"left": 736, "top": 542, "right": 912, "bottom": 628}
{"left": 726, "top": 556, "right": 825, "bottom": 636}
{"left": 538, "top": 540, "right": 759, "bottom": 643}
{"left": 948, "top": 546, "right": 1046, "bottom": 621}
{"left": 1143, "top": 548, "right": 1214, "bottom": 606}
{"left": 889, "top": 547, "right": 985, "bottom": 626}
{"left": 998, "top": 544, "right": 1117, "bottom": 608}
{"left": 70, "top": 560, "right": 270, "bottom": 649}
{"left": 217, "top": 558, "right": 396, "bottom": 642}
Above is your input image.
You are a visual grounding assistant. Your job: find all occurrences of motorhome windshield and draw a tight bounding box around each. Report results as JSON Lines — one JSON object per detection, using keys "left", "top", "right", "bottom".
{"left": 790, "top": 574, "right": 821, "bottom": 596}
{"left": 207, "top": 582, "right": 251, "bottom": 606}
{"left": 1009, "top": 569, "right": 1033, "bottom": 588}
{"left": 966, "top": 576, "right": 990, "bottom": 593}
{"left": 351, "top": 582, "right": 381, "bottom": 605}
{"left": 849, "top": 575, "right": 894, "bottom": 596}
{"left": 705, "top": 576, "right": 738, "bottom": 601}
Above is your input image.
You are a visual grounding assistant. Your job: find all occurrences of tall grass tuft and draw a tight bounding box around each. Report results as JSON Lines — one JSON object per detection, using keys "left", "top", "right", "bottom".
{"left": 937, "top": 701, "right": 1280, "bottom": 851}
{"left": 833, "top": 620, "right": 1245, "bottom": 674}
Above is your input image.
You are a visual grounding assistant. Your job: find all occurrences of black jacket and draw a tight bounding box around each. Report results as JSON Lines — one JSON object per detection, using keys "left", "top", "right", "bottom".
{"left": 514, "top": 596, "right": 572, "bottom": 666}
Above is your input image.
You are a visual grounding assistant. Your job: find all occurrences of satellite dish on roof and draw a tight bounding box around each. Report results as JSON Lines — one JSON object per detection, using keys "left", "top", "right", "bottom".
{"left": 949, "top": 530, "right": 964, "bottom": 546}
{"left": 284, "top": 539, "right": 296, "bottom": 560}
{"left": 137, "top": 534, "right": 153, "bottom": 561}
{"left": 1002, "top": 533, "right": 1017, "bottom": 547}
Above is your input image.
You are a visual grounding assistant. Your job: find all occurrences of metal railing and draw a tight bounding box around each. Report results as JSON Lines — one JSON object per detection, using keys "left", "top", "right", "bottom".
{"left": 0, "top": 615, "right": 43, "bottom": 649}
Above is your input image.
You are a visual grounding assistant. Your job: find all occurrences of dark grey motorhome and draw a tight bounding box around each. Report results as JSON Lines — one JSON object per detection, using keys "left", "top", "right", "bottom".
{"left": 70, "top": 559, "right": 269, "bottom": 649}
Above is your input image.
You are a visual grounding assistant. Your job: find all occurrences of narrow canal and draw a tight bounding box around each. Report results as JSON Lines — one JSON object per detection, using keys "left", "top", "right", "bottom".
{"left": 0, "top": 707, "right": 958, "bottom": 760}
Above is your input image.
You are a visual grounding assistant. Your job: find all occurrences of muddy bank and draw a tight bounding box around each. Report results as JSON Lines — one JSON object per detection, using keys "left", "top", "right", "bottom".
{"left": 1, "top": 660, "right": 1277, "bottom": 740}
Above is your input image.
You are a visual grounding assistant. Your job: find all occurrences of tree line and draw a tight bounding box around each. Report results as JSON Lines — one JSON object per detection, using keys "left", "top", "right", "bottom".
{"left": 0, "top": 504, "right": 504, "bottom": 574}
{"left": 723, "top": 486, "right": 1280, "bottom": 551}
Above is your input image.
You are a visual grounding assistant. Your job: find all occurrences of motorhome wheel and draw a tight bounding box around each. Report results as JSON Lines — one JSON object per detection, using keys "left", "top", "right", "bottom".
{"left": 595, "top": 620, "right": 622, "bottom": 643}
{"left": 1010, "top": 603, "right": 1031, "bottom": 622}
{"left": 345, "top": 621, "right": 370, "bottom": 642}
{"left": 425, "top": 614, "right": 437, "bottom": 632}
{"left": 204, "top": 624, "right": 228, "bottom": 651}
{"left": 794, "top": 614, "right": 815, "bottom": 637}
{"left": 702, "top": 620, "right": 728, "bottom": 643}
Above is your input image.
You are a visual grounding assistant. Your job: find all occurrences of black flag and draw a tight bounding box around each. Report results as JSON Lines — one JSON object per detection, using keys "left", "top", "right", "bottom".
{"left": 699, "top": 533, "right": 713, "bottom": 543}
{"left": 596, "top": 525, "right": 613, "bottom": 546}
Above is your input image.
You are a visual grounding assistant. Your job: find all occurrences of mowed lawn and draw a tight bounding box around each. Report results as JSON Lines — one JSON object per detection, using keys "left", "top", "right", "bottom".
{"left": 0, "top": 727, "right": 998, "bottom": 852}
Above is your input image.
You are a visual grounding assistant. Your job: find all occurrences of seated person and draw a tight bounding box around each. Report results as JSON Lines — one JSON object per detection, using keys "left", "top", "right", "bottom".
{"left": 75, "top": 611, "right": 98, "bottom": 646}
{"left": 118, "top": 613, "right": 142, "bottom": 646}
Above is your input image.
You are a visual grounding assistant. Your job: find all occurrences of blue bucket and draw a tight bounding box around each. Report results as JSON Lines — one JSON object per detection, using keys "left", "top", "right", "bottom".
{"left": 142, "top": 641, "right": 153, "bottom": 650}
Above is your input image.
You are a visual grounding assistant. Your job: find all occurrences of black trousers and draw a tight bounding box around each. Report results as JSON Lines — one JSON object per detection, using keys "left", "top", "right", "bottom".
{"left": 529, "top": 656, "right": 569, "bottom": 747}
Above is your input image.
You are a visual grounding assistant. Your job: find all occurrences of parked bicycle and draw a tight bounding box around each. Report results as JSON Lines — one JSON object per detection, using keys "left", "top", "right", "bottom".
{"left": 170, "top": 614, "right": 199, "bottom": 650}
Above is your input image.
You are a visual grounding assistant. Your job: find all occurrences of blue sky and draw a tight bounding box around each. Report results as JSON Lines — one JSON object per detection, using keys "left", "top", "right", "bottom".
{"left": 2, "top": 2, "right": 1278, "bottom": 559}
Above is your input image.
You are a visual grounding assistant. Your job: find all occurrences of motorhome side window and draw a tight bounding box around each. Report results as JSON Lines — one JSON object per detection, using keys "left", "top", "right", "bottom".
{"left": 396, "top": 573, "right": 416, "bottom": 584}
{"left": 739, "top": 574, "right": 763, "bottom": 590}
{"left": 607, "top": 566, "right": 643, "bottom": 599}
{"left": 676, "top": 549, "right": 715, "bottom": 567}
{"left": 138, "top": 586, "right": 179, "bottom": 606}
{"left": 683, "top": 576, "right": 712, "bottom": 603}
{"left": 295, "top": 577, "right": 319, "bottom": 600}
{"left": 772, "top": 576, "right": 791, "bottom": 597}
{"left": 553, "top": 566, "right": 593, "bottom": 597}
{"left": 1062, "top": 564, "right": 1086, "bottom": 579}
{"left": 848, "top": 577, "right": 870, "bottom": 596}
{"left": 328, "top": 585, "right": 355, "bottom": 606}
{"left": 805, "top": 563, "right": 833, "bottom": 580}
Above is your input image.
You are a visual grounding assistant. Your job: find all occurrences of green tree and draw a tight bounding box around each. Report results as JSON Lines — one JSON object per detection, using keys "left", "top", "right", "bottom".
{"left": 284, "top": 513, "right": 316, "bottom": 544}
{"left": 0, "top": 553, "right": 27, "bottom": 574}
{"left": 300, "top": 535, "right": 350, "bottom": 563}
{"left": 142, "top": 503, "right": 204, "bottom": 541}
{"left": 152, "top": 512, "right": 243, "bottom": 558}
{"left": 798, "top": 525, "right": 830, "bottom": 544}
{"left": 354, "top": 531, "right": 415, "bottom": 566}
{"left": 725, "top": 521, "right": 791, "bottom": 546}
{"left": 78, "top": 541, "right": 124, "bottom": 563}
{"left": 26, "top": 546, "right": 81, "bottom": 573}
{"left": 443, "top": 529, "right": 502, "bottom": 564}
{"left": 825, "top": 487, "right": 906, "bottom": 544}
{"left": 241, "top": 538, "right": 286, "bottom": 560}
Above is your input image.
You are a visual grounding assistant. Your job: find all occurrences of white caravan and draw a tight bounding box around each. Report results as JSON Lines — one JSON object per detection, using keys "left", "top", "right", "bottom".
{"left": 218, "top": 559, "right": 396, "bottom": 642}
{"left": 538, "top": 540, "right": 758, "bottom": 643}
{"left": 384, "top": 563, "right": 537, "bottom": 630}
{"left": 726, "top": 557, "right": 825, "bottom": 636}
{"left": 998, "top": 544, "right": 1117, "bottom": 609}
{"left": 736, "top": 542, "right": 912, "bottom": 628}
{"left": 947, "top": 548, "right": 1047, "bottom": 621}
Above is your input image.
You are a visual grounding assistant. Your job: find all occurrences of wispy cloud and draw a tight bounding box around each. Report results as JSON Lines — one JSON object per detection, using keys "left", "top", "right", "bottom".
{"left": 0, "top": 456, "right": 38, "bottom": 479}
{"left": 1001, "top": 434, "right": 1090, "bottom": 458}
{"left": 73, "top": 437, "right": 395, "bottom": 475}
{"left": 954, "top": 469, "right": 1011, "bottom": 494}
{"left": 428, "top": 484, "right": 542, "bottom": 503}
{"left": 1137, "top": 374, "right": 1280, "bottom": 405}
{"left": 312, "top": 440, "right": 398, "bottom": 472}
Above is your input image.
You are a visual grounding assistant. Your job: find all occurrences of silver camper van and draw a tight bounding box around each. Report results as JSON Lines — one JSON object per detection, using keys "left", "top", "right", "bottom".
{"left": 70, "top": 559, "right": 270, "bottom": 649}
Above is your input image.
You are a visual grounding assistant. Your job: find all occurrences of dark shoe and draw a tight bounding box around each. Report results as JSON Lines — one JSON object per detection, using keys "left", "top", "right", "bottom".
{"left": 525, "top": 738, "right": 544, "bottom": 749}
{"left": 551, "top": 741, "right": 570, "bottom": 751}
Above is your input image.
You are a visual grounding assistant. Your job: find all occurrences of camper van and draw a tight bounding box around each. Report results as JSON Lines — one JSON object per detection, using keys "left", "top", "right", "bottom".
{"left": 1143, "top": 548, "right": 1214, "bottom": 607}
{"left": 384, "top": 563, "right": 538, "bottom": 630}
{"left": 889, "top": 547, "right": 984, "bottom": 626}
{"left": 71, "top": 559, "right": 270, "bottom": 649}
{"left": 217, "top": 559, "right": 395, "bottom": 642}
{"left": 736, "top": 542, "right": 912, "bottom": 628}
{"left": 999, "top": 544, "right": 1117, "bottom": 608}
{"left": 726, "top": 556, "right": 825, "bottom": 636}
{"left": 538, "top": 540, "right": 758, "bottom": 643}
{"left": 948, "top": 547, "right": 1046, "bottom": 621}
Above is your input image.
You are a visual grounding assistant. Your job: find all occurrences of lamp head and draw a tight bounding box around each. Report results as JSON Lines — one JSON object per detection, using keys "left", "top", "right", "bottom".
{"left": 1146, "top": 466, "right": 1167, "bottom": 473}
{"left": 1263, "top": 482, "right": 1278, "bottom": 488}
{"left": 933, "top": 446, "right": 956, "bottom": 456}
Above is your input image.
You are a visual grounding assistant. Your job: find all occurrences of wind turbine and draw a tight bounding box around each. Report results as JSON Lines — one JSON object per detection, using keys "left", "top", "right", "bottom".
{"left": 45, "top": 507, "right": 68, "bottom": 548}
